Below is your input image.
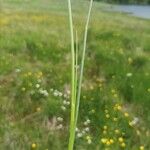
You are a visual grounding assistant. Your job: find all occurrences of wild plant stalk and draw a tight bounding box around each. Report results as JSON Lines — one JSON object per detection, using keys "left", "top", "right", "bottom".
{"left": 67, "top": 0, "right": 76, "bottom": 150}
{"left": 75, "top": 0, "right": 93, "bottom": 127}
{"left": 67, "top": 0, "right": 93, "bottom": 150}
{"left": 75, "top": 30, "right": 78, "bottom": 102}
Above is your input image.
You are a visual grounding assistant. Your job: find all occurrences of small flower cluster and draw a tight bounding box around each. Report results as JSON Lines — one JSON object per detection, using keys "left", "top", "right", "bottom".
{"left": 50, "top": 88, "right": 70, "bottom": 111}
{"left": 52, "top": 89, "right": 63, "bottom": 97}
{"left": 39, "top": 88, "right": 49, "bottom": 97}
{"left": 76, "top": 119, "right": 92, "bottom": 144}
{"left": 101, "top": 126, "right": 126, "bottom": 148}
{"left": 13, "top": 70, "right": 51, "bottom": 104}
{"left": 56, "top": 116, "right": 64, "bottom": 130}
{"left": 100, "top": 101, "right": 147, "bottom": 149}
{"left": 111, "top": 89, "right": 118, "bottom": 98}
{"left": 101, "top": 138, "right": 114, "bottom": 146}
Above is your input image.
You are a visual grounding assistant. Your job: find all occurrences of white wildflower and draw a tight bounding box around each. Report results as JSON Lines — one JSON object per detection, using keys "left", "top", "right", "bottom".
{"left": 53, "top": 90, "right": 59, "bottom": 96}
{"left": 84, "top": 127, "right": 90, "bottom": 132}
{"left": 15, "top": 68, "right": 21, "bottom": 73}
{"left": 57, "top": 124, "right": 63, "bottom": 130}
{"left": 66, "top": 101, "right": 70, "bottom": 105}
{"left": 63, "top": 100, "right": 67, "bottom": 105}
{"left": 86, "top": 136, "right": 92, "bottom": 144}
{"left": 77, "top": 133, "right": 83, "bottom": 138}
{"left": 87, "top": 139, "right": 92, "bottom": 144}
{"left": 61, "top": 106, "right": 66, "bottom": 111}
{"left": 57, "top": 117, "right": 63, "bottom": 122}
{"left": 126, "top": 73, "right": 133, "bottom": 77}
{"left": 63, "top": 100, "right": 70, "bottom": 106}
{"left": 131, "top": 117, "right": 139, "bottom": 125}
{"left": 66, "top": 90, "right": 70, "bottom": 95}
{"left": 39, "top": 89, "right": 49, "bottom": 97}
{"left": 43, "top": 90, "right": 49, "bottom": 97}
{"left": 58, "top": 92, "right": 63, "bottom": 97}
{"left": 84, "top": 119, "right": 91, "bottom": 126}
{"left": 35, "top": 84, "right": 40, "bottom": 88}
{"left": 64, "top": 94, "right": 67, "bottom": 98}
{"left": 75, "top": 128, "right": 79, "bottom": 132}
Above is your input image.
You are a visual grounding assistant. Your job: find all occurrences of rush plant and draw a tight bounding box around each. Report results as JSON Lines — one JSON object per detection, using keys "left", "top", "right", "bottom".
{"left": 67, "top": 0, "right": 93, "bottom": 150}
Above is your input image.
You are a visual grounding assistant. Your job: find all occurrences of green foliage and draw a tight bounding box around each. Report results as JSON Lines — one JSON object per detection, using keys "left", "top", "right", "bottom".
{"left": 0, "top": 0, "right": 150, "bottom": 149}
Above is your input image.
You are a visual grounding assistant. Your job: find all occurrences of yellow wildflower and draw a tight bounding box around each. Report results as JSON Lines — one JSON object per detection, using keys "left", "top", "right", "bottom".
{"left": 86, "top": 135, "right": 91, "bottom": 140}
{"left": 129, "top": 121, "right": 133, "bottom": 127}
{"left": 113, "top": 117, "right": 118, "bottom": 122}
{"left": 104, "top": 126, "right": 108, "bottom": 130}
{"left": 115, "top": 129, "right": 120, "bottom": 134}
{"left": 118, "top": 137, "right": 124, "bottom": 143}
{"left": 111, "top": 89, "right": 116, "bottom": 94}
{"left": 110, "top": 139, "right": 114, "bottom": 144}
{"left": 114, "top": 104, "right": 122, "bottom": 111}
{"left": 117, "top": 105, "right": 122, "bottom": 110}
{"left": 101, "top": 138, "right": 107, "bottom": 144}
{"left": 106, "top": 114, "right": 110, "bottom": 118}
{"left": 140, "top": 146, "right": 144, "bottom": 150}
{"left": 31, "top": 143, "right": 37, "bottom": 149}
{"left": 124, "top": 112, "right": 129, "bottom": 117}
{"left": 120, "top": 142, "right": 126, "bottom": 148}
{"left": 36, "top": 107, "right": 41, "bottom": 112}
{"left": 106, "top": 140, "right": 111, "bottom": 146}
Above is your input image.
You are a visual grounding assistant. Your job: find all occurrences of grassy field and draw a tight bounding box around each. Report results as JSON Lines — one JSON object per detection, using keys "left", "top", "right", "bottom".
{"left": 0, "top": 0, "right": 150, "bottom": 149}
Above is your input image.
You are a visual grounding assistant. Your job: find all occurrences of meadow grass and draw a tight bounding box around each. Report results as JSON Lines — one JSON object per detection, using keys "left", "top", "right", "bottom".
{"left": 0, "top": 0, "right": 150, "bottom": 149}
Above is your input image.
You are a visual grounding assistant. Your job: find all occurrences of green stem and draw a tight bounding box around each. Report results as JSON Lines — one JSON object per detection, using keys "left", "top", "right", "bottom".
{"left": 75, "top": 30, "right": 78, "bottom": 101}
{"left": 75, "top": 0, "right": 93, "bottom": 126}
{"left": 67, "top": 0, "right": 76, "bottom": 150}
{"left": 67, "top": 0, "right": 93, "bottom": 149}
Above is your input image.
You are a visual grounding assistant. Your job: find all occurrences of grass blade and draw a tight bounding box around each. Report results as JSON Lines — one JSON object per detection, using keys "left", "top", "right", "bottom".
{"left": 75, "top": 0, "right": 93, "bottom": 125}
{"left": 67, "top": 0, "right": 76, "bottom": 150}
{"left": 75, "top": 30, "right": 78, "bottom": 101}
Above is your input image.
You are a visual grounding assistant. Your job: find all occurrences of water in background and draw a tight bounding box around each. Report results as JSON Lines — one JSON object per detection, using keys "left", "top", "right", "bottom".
{"left": 108, "top": 5, "right": 150, "bottom": 19}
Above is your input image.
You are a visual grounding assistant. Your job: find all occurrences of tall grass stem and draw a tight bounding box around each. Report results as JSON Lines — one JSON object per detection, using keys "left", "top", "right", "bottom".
{"left": 67, "top": 0, "right": 76, "bottom": 150}
{"left": 68, "top": 0, "right": 93, "bottom": 149}
{"left": 75, "top": 30, "right": 78, "bottom": 101}
{"left": 75, "top": 0, "right": 93, "bottom": 125}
